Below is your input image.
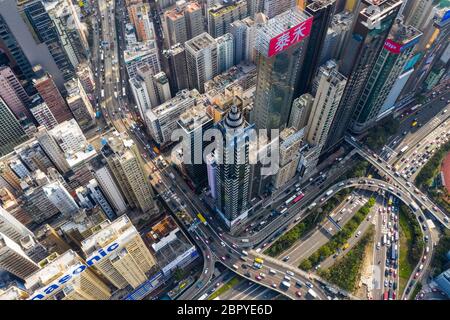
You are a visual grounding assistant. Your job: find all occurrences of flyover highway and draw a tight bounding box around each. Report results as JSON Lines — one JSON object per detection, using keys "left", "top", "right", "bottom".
{"left": 346, "top": 136, "right": 449, "bottom": 230}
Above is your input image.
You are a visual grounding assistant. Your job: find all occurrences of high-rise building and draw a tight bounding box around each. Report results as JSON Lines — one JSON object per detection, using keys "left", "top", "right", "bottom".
{"left": 32, "top": 65, "right": 72, "bottom": 123}
{"left": 0, "top": 97, "right": 28, "bottom": 156}
{"left": 163, "top": 1, "right": 204, "bottom": 46}
{"left": 129, "top": 73, "right": 153, "bottom": 120}
{"left": 65, "top": 78, "right": 95, "bottom": 130}
{"left": 14, "top": 139, "right": 54, "bottom": 175}
{"left": 177, "top": 104, "right": 214, "bottom": 187}
{"left": 0, "top": 14, "right": 35, "bottom": 84}
{"left": 23, "top": 1, "right": 75, "bottom": 81}
{"left": 101, "top": 131, "right": 157, "bottom": 215}
{"left": 0, "top": 187, "right": 34, "bottom": 227}
{"left": 296, "top": 0, "right": 336, "bottom": 96}
{"left": 124, "top": 41, "right": 161, "bottom": 79}
{"left": 129, "top": 3, "right": 155, "bottom": 42}
{"left": 253, "top": 7, "right": 312, "bottom": 131}
{"left": 0, "top": 66, "right": 32, "bottom": 122}
{"left": 34, "top": 223, "right": 71, "bottom": 255}
{"left": 403, "top": 0, "right": 437, "bottom": 30}
{"left": 75, "top": 62, "right": 95, "bottom": 94}
{"left": 0, "top": 160, "right": 23, "bottom": 193}
{"left": 230, "top": 17, "right": 256, "bottom": 64}
{"left": 19, "top": 235, "right": 49, "bottom": 263}
{"left": 288, "top": 93, "right": 314, "bottom": 131}
{"left": 324, "top": 0, "right": 402, "bottom": 151}
{"left": 26, "top": 250, "right": 112, "bottom": 300}
{"left": 214, "top": 106, "right": 252, "bottom": 230}
{"left": 185, "top": 32, "right": 218, "bottom": 93}
{"left": 45, "top": 0, "right": 89, "bottom": 68}
{"left": 305, "top": 60, "right": 347, "bottom": 152}
{"left": 263, "top": 0, "right": 296, "bottom": 19}
{"left": 0, "top": 233, "right": 40, "bottom": 280}
{"left": 208, "top": 0, "right": 249, "bottom": 38}
{"left": 35, "top": 126, "right": 70, "bottom": 174}
{"left": 30, "top": 101, "right": 59, "bottom": 130}
{"left": 84, "top": 179, "right": 116, "bottom": 221}
{"left": 162, "top": 43, "right": 190, "bottom": 94}
{"left": 352, "top": 21, "right": 422, "bottom": 132}
{"left": 81, "top": 215, "right": 157, "bottom": 290}
{"left": 0, "top": 285, "right": 30, "bottom": 300}
{"left": 152, "top": 72, "right": 172, "bottom": 104}
{"left": 90, "top": 155, "right": 127, "bottom": 215}
{"left": 273, "top": 127, "right": 303, "bottom": 189}
{"left": 216, "top": 33, "right": 235, "bottom": 73}
{"left": 43, "top": 180, "right": 79, "bottom": 216}
{"left": 0, "top": 206, "right": 34, "bottom": 244}
{"left": 145, "top": 89, "right": 200, "bottom": 146}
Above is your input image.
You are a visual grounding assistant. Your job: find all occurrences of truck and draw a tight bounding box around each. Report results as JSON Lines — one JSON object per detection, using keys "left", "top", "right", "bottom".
{"left": 169, "top": 172, "right": 175, "bottom": 179}
{"left": 281, "top": 281, "right": 291, "bottom": 289}
{"left": 122, "top": 87, "right": 126, "bottom": 97}
{"left": 241, "top": 239, "right": 249, "bottom": 243}
{"left": 399, "top": 146, "right": 409, "bottom": 155}
{"left": 410, "top": 202, "right": 419, "bottom": 212}
{"left": 325, "top": 190, "right": 333, "bottom": 197}
{"left": 101, "top": 89, "right": 105, "bottom": 98}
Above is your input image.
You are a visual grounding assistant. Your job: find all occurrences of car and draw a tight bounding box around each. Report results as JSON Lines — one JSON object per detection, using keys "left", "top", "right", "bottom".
{"left": 384, "top": 279, "right": 388, "bottom": 287}
{"left": 259, "top": 273, "right": 266, "bottom": 279}
{"left": 282, "top": 256, "right": 290, "bottom": 262}
{"left": 355, "top": 230, "right": 362, "bottom": 237}
{"left": 296, "top": 291, "right": 302, "bottom": 297}
{"left": 306, "top": 282, "right": 313, "bottom": 289}
{"left": 255, "top": 275, "right": 262, "bottom": 281}
{"left": 272, "top": 283, "right": 277, "bottom": 288}
{"left": 385, "top": 269, "right": 389, "bottom": 277}
{"left": 206, "top": 255, "right": 210, "bottom": 260}
{"left": 204, "top": 268, "right": 208, "bottom": 274}
{"left": 414, "top": 272, "right": 420, "bottom": 279}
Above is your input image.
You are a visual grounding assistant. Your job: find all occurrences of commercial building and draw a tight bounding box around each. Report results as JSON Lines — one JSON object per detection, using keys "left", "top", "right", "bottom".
{"left": 0, "top": 206, "right": 34, "bottom": 244}
{"left": 253, "top": 7, "right": 312, "bottom": 131}
{"left": 273, "top": 127, "right": 303, "bottom": 189}
{"left": 32, "top": 65, "right": 72, "bottom": 123}
{"left": 146, "top": 216, "right": 198, "bottom": 276}
{"left": 230, "top": 17, "right": 256, "bottom": 65}
{"left": 403, "top": 0, "right": 437, "bottom": 30}
{"left": 145, "top": 89, "right": 200, "bottom": 146}
{"left": 214, "top": 106, "right": 253, "bottom": 229}
{"left": 81, "top": 215, "right": 157, "bottom": 290}
{"left": 35, "top": 126, "right": 70, "bottom": 174}
{"left": 124, "top": 40, "right": 161, "bottom": 79}
{"left": 0, "top": 66, "right": 32, "bottom": 122}
{"left": 163, "top": 1, "right": 203, "bottom": 46}
{"left": 42, "top": 180, "right": 79, "bottom": 216}
{"left": 352, "top": 21, "right": 422, "bottom": 132}
{"left": 162, "top": 43, "right": 190, "bottom": 94}
{"left": 23, "top": 1, "right": 75, "bottom": 81}
{"left": 185, "top": 32, "right": 218, "bottom": 93}
{"left": 325, "top": 0, "right": 402, "bottom": 151}
{"left": 208, "top": 0, "right": 249, "bottom": 38}
{"left": 25, "top": 250, "right": 112, "bottom": 300}
{"left": 76, "top": 62, "right": 95, "bottom": 94}
{"left": 129, "top": 3, "right": 155, "bottom": 42}
{"left": 288, "top": 93, "right": 314, "bottom": 131}
{"left": 30, "top": 101, "right": 58, "bottom": 130}
{"left": 263, "top": 0, "right": 296, "bottom": 19}
{"left": 296, "top": 0, "right": 336, "bottom": 96}
{"left": 0, "top": 97, "right": 28, "bottom": 156}
{"left": 101, "top": 131, "right": 157, "bottom": 215}
{"left": 177, "top": 104, "right": 214, "bottom": 187}
{"left": 84, "top": 179, "right": 117, "bottom": 221}
{"left": 216, "top": 33, "right": 234, "bottom": 73}
{"left": 65, "top": 78, "right": 95, "bottom": 130}
{"left": 0, "top": 187, "right": 33, "bottom": 227}
{"left": 0, "top": 232, "right": 40, "bottom": 280}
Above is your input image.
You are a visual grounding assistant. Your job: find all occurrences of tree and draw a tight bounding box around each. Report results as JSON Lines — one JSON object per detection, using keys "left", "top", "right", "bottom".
{"left": 299, "top": 259, "right": 312, "bottom": 271}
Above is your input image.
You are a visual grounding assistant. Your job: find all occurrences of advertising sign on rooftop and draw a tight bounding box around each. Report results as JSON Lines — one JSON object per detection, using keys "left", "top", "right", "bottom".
{"left": 267, "top": 17, "right": 313, "bottom": 57}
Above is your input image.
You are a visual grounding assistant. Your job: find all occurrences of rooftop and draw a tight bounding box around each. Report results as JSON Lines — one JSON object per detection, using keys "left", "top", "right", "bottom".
{"left": 185, "top": 32, "right": 216, "bottom": 53}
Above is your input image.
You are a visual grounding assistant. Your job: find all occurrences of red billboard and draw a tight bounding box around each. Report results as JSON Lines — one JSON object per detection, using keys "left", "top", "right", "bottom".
{"left": 267, "top": 17, "right": 313, "bottom": 57}
{"left": 384, "top": 39, "right": 402, "bottom": 54}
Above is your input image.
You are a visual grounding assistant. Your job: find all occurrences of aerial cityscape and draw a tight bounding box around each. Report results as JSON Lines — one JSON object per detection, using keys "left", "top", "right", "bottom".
{"left": 0, "top": 0, "right": 449, "bottom": 304}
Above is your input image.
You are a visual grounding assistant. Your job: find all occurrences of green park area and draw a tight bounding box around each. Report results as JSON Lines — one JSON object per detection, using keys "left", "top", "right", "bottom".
{"left": 363, "top": 117, "right": 399, "bottom": 151}
{"left": 415, "top": 140, "right": 450, "bottom": 213}
{"left": 265, "top": 189, "right": 350, "bottom": 257}
{"left": 398, "top": 204, "right": 424, "bottom": 295}
{"left": 208, "top": 276, "right": 240, "bottom": 300}
{"left": 319, "top": 227, "right": 375, "bottom": 292}
{"left": 299, "top": 197, "right": 376, "bottom": 271}
{"left": 429, "top": 229, "right": 450, "bottom": 277}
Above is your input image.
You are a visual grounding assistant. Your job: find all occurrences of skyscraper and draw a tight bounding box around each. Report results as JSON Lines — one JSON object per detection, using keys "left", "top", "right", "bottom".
{"left": 0, "top": 233, "right": 40, "bottom": 280}
{"left": 177, "top": 104, "right": 214, "bottom": 187}
{"left": 0, "top": 206, "right": 34, "bottom": 244}
{"left": 214, "top": 106, "right": 252, "bottom": 230}
{"left": 163, "top": 1, "right": 204, "bottom": 46}
{"left": 85, "top": 179, "right": 117, "bottom": 221}
{"left": 42, "top": 181, "right": 79, "bottom": 216}
{"left": 253, "top": 7, "right": 313, "bottom": 131}
{"left": 403, "top": 0, "right": 437, "bottom": 30}
{"left": 162, "top": 43, "right": 190, "bottom": 94}
{"left": 185, "top": 32, "right": 218, "bottom": 93}
{"left": 101, "top": 131, "right": 157, "bottom": 215}
{"left": 0, "top": 66, "right": 32, "bottom": 122}
{"left": 26, "top": 250, "right": 112, "bottom": 300}
{"left": 35, "top": 126, "right": 70, "bottom": 174}
{"left": 81, "top": 215, "right": 157, "bottom": 290}
{"left": 30, "top": 101, "right": 59, "bottom": 130}
{"left": 305, "top": 60, "right": 347, "bottom": 151}
{"left": 208, "top": 0, "right": 249, "bottom": 38}
{"left": 288, "top": 93, "right": 314, "bottom": 131}
{"left": 352, "top": 21, "right": 422, "bottom": 132}
{"left": 23, "top": 0, "right": 75, "bottom": 81}
{"left": 296, "top": 0, "right": 336, "bottom": 96}
{"left": 32, "top": 65, "right": 73, "bottom": 123}
{"left": 0, "top": 97, "right": 28, "bottom": 157}
{"left": 216, "top": 33, "right": 235, "bottom": 73}
{"left": 324, "top": 0, "right": 402, "bottom": 151}
{"left": 263, "top": 0, "right": 296, "bottom": 19}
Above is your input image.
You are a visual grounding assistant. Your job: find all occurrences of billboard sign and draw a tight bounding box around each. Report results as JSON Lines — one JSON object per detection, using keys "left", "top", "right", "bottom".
{"left": 384, "top": 36, "right": 420, "bottom": 55}
{"left": 267, "top": 17, "right": 313, "bottom": 57}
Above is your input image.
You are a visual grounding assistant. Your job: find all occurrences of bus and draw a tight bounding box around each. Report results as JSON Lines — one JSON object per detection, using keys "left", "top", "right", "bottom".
{"left": 198, "top": 293, "right": 208, "bottom": 300}
{"left": 285, "top": 195, "right": 296, "bottom": 206}
{"left": 410, "top": 202, "right": 419, "bottom": 212}
{"left": 280, "top": 208, "right": 288, "bottom": 214}
{"left": 398, "top": 146, "right": 409, "bottom": 155}
{"left": 197, "top": 213, "right": 207, "bottom": 225}
{"left": 292, "top": 193, "right": 305, "bottom": 204}
{"left": 101, "top": 89, "right": 105, "bottom": 98}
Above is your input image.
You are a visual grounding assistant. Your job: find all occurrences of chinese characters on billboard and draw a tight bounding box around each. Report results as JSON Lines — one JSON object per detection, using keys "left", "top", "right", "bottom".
{"left": 267, "top": 17, "right": 313, "bottom": 57}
